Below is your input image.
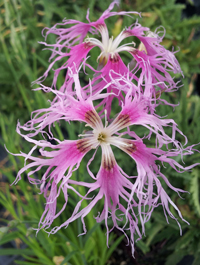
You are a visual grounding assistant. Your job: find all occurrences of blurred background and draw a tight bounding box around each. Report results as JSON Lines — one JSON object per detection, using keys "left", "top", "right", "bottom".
{"left": 0, "top": 0, "right": 200, "bottom": 264}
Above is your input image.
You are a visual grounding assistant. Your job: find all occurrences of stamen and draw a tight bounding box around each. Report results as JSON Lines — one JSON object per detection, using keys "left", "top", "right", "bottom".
{"left": 97, "top": 132, "right": 107, "bottom": 143}
{"left": 113, "top": 139, "right": 137, "bottom": 155}
{"left": 121, "top": 142, "right": 133, "bottom": 147}
{"left": 107, "top": 36, "right": 114, "bottom": 52}
{"left": 84, "top": 27, "right": 135, "bottom": 64}
{"left": 104, "top": 109, "right": 108, "bottom": 128}
{"left": 123, "top": 143, "right": 137, "bottom": 154}
{"left": 97, "top": 51, "right": 104, "bottom": 62}
{"left": 78, "top": 133, "right": 92, "bottom": 137}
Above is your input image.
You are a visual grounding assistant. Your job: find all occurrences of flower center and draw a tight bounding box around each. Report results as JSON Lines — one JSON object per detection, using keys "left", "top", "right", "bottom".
{"left": 85, "top": 25, "right": 135, "bottom": 64}
{"left": 97, "top": 132, "right": 107, "bottom": 143}
{"left": 92, "top": 128, "right": 111, "bottom": 145}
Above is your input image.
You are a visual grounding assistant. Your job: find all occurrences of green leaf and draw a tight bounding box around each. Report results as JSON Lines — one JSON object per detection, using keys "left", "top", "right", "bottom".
{"left": 173, "top": 229, "right": 197, "bottom": 250}
{"left": 37, "top": 231, "right": 55, "bottom": 258}
{"left": 0, "top": 248, "right": 34, "bottom": 256}
{"left": 21, "top": 254, "right": 47, "bottom": 264}
{"left": 193, "top": 253, "right": 200, "bottom": 265}
{"left": 60, "top": 251, "right": 78, "bottom": 265}
{"left": 104, "top": 235, "right": 124, "bottom": 262}
{"left": 165, "top": 250, "right": 185, "bottom": 265}
{"left": 176, "top": 17, "right": 200, "bottom": 28}
{"left": 83, "top": 223, "right": 100, "bottom": 245}
{"left": 152, "top": 212, "right": 180, "bottom": 230}
{"left": 84, "top": 236, "right": 96, "bottom": 260}
{"left": 15, "top": 261, "right": 41, "bottom": 265}
{"left": 0, "top": 231, "right": 21, "bottom": 245}
{"left": 136, "top": 240, "right": 150, "bottom": 254}
{"left": 190, "top": 169, "right": 200, "bottom": 217}
{"left": 0, "top": 227, "right": 9, "bottom": 240}
{"left": 146, "top": 223, "right": 164, "bottom": 246}
{"left": 193, "top": 242, "right": 200, "bottom": 265}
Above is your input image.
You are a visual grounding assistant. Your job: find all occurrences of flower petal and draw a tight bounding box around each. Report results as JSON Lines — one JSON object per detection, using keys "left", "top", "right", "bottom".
{"left": 112, "top": 137, "right": 198, "bottom": 234}
{"left": 108, "top": 93, "right": 186, "bottom": 148}
{"left": 46, "top": 144, "right": 142, "bottom": 256}
{"left": 20, "top": 72, "right": 104, "bottom": 137}
{"left": 11, "top": 134, "right": 94, "bottom": 230}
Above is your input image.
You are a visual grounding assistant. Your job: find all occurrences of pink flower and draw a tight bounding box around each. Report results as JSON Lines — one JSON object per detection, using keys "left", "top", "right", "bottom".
{"left": 13, "top": 75, "right": 197, "bottom": 256}
{"left": 34, "top": 1, "right": 182, "bottom": 119}
{"left": 21, "top": 66, "right": 183, "bottom": 139}
{"left": 9, "top": 1, "right": 198, "bottom": 258}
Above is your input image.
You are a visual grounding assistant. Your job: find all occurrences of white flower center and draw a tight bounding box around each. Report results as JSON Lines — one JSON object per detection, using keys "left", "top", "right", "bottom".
{"left": 78, "top": 109, "right": 136, "bottom": 171}
{"left": 80, "top": 110, "right": 132, "bottom": 150}
{"left": 97, "top": 132, "right": 107, "bottom": 143}
{"left": 92, "top": 127, "right": 112, "bottom": 145}
{"left": 85, "top": 25, "right": 135, "bottom": 62}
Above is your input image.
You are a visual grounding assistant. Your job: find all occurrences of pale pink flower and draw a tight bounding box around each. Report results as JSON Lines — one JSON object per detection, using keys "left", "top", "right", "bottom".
{"left": 34, "top": 1, "right": 182, "bottom": 119}
{"left": 9, "top": 1, "right": 198, "bottom": 258}
{"left": 21, "top": 69, "right": 184, "bottom": 146}
{"left": 13, "top": 73, "right": 197, "bottom": 256}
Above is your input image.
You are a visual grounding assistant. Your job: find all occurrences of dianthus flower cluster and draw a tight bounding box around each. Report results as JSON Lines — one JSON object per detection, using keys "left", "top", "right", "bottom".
{"left": 12, "top": 1, "right": 198, "bottom": 256}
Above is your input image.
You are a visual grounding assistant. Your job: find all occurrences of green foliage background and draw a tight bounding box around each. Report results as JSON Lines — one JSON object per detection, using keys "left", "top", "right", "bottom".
{"left": 0, "top": 0, "right": 200, "bottom": 264}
